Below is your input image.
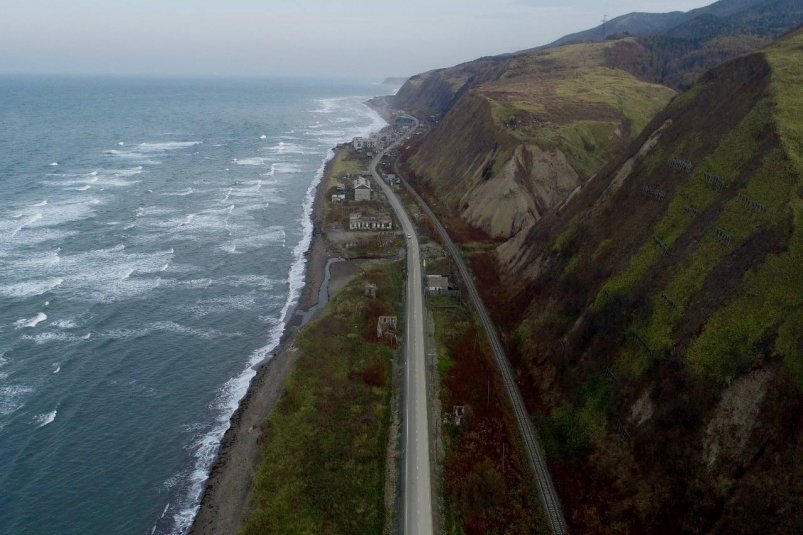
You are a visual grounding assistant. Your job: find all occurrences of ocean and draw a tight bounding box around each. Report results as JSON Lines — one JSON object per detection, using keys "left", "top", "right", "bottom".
{"left": 0, "top": 76, "right": 389, "bottom": 535}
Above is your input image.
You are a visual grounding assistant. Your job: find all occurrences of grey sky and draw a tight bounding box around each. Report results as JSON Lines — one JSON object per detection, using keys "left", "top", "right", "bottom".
{"left": 0, "top": 0, "right": 715, "bottom": 78}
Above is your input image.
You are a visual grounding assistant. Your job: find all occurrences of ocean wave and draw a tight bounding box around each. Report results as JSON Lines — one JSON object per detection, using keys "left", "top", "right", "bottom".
{"left": 169, "top": 144, "right": 338, "bottom": 535}
{"left": 104, "top": 321, "right": 238, "bottom": 341}
{"left": 267, "top": 162, "right": 303, "bottom": 175}
{"left": 267, "top": 141, "right": 309, "bottom": 155}
{"left": 186, "top": 294, "right": 259, "bottom": 317}
{"left": 0, "top": 277, "right": 64, "bottom": 298}
{"left": 161, "top": 188, "right": 194, "bottom": 197}
{"left": 138, "top": 141, "right": 202, "bottom": 152}
{"left": 51, "top": 318, "right": 79, "bottom": 329}
{"left": 33, "top": 410, "right": 57, "bottom": 428}
{"left": 0, "top": 385, "right": 34, "bottom": 416}
{"left": 2, "top": 244, "right": 173, "bottom": 304}
{"left": 232, "top": 157, "right": 269, "bottom": 166}
{"left": 20, "top": 331, "right": 91, "bottom": 345}
{"left": 14, "top": 312, "right": 47, "bottom": 329}
{"left": 310, "top": 96, "right": 349, "bottom": 114}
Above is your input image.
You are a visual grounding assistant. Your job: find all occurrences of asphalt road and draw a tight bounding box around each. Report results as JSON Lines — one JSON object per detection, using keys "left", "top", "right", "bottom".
{"left": 394, "top": 159, "right": 569, "bottom": 535}
{"left": 369, "top": 132, "right": 433, "bottom": 535}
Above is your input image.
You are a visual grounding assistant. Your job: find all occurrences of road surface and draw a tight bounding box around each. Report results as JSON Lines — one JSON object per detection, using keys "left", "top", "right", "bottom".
{"left": 394, "top": 158, "right": 569, "bottom": 535}
{"left": 370, "top": 131, "right": 433, "bottom": 535}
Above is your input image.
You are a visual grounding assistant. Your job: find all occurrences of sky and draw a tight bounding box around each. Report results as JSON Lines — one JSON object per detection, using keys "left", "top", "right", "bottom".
{"left": 0, "top": 0, "right": 716, "bottom": 78}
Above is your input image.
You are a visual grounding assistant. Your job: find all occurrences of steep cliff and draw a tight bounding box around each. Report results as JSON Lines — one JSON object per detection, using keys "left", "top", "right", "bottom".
{"left": 468, "top": 31, "right": 803, "bottom": 533}
{"left": 404, "top": 39, "right": 674, "bottom": 242}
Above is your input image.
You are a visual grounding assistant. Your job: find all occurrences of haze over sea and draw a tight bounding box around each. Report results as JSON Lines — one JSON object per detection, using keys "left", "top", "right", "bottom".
{"left": 0, "top": 76, "right": 388, "bottom": 535}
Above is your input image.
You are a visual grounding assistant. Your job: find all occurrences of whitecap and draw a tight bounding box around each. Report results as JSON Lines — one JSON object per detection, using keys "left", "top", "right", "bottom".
{"left": 31, "top": 200, "right": 48, "bottom": 207}
{"left": 48, "top": 162, "right": 58, "bottom": 166}
{"left": 33, "top": 410, "right": 57, "bottom": 428}
{"left": 14, "top": 312, "right": 47, "bottom": 329}
{"left": 259, "top": 134, "right": 267, "bottom": 139}
{"left": 0, "top": 277, "right": 64, "bottom": 298}
{"left": 137, "top": 141, "right": 202, "bottom": 152}
{"left": 52, "top": 363, "right": 61, "bottom": 374}
{"left": 20, "top": 331, "right": 91, "bottom": 345}
{"left": 162, "top": 188, "right": 194, "bottom": 197}
{"left": 51, "top": 318, "right": 77, "bottom": 329}
{"left": 169, "top": 144, "right": 340, "bottom": 535}
{"left": 104, "top": 321, "right": 236, "bottom": 341}
{"left": 232, "top": 157, "right": 269, "bottom": 166}
{"left": 0, "top": 385, "right": 34, "bottom": 416}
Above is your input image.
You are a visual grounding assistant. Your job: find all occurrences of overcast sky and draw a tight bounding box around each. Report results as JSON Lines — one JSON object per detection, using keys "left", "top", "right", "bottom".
{"left": 0, "top": 0, "right": 715, "bottom": 78}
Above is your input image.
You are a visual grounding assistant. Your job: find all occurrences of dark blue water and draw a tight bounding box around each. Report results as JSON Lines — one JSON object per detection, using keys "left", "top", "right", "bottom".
{"left": 0, "top": 76, "right": 389, "bottom": 534}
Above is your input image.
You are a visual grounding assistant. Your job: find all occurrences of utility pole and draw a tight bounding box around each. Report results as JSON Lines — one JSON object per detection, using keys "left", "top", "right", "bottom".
{"left": 602, "top": 14, "right": 608, "bottom": 40}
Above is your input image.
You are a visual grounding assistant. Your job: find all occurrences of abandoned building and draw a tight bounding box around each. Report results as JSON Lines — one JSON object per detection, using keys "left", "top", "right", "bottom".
{"left": 354, "top": 176, "right": 372, "bottom": 201}
{"left": 376, "top": 316, "right": 398, "bottom": 339}
{"left": 425, "top": 275, "right": 450, "bottom": 295}
{"left": 349, "top": 212, "right": 393, "bottom": 231}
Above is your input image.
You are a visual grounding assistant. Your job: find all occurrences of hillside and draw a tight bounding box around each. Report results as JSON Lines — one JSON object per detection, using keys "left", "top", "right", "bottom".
{"left": 401, "top": 39, "right": 675, "bottom": 242}
{"left": 454, "top": 30, "right": 803, "bottom": 532}
{"left": 547, "top": 0, "right": 803, "bottom": 47}
{"left": 546, "top": 0, "right": 803, "bottom": 89}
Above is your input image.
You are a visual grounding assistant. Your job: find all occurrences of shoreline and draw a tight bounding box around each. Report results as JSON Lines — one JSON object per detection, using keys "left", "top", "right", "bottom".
{"left": 190, "top": 151, "right": 336, "bottom": 534}
{"left": 190, "top": 138, "right": 381, "bottom": 533}
{"left": 190, "top": 94, "right": 398, "bottom": 534}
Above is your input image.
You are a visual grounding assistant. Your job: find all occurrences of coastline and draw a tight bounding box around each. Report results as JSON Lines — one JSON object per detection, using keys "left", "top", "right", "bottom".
{"left": 190, "top": 148, "right": 360, "bottom": 534}
{"left": 191, "top": 95, "right": 398, "bottom": 534}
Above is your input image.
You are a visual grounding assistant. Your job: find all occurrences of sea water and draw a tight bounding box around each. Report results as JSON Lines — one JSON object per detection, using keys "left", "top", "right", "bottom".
{"left": 0, "top": 76, "right": 390, "bottom": 534}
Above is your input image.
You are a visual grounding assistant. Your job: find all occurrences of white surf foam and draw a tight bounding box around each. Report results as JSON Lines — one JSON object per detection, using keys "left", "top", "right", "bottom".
{"left": 33, "top": 410, "right": 57, "bottom": 428}
{"left": 31, "top": 200, "right": 48, "bottom": 207}
{"left": 104, "top": 321, "right": 237, "bottom": 341}
{"left": 162, "top": 188, "right": 194, "bottom": 197}
{"left": 51, "top": 319, "right": 78, "bottom": 329}
{"left": 170, "top": 145, "right": 340, "bottom": 535}
{"left": 268, "top": 141, "right": 308, "bottom": 155}
{"left": 168, "top": 97, "right": 388, "bottom": 535}
{"left": 0, "top": 277, "right": 64, "bottom": 298}
{"left": 20, "top": 331, "right": 92, "bottom": 345}
{"left": 0, "top": 385, "right": 34, "bottom": 416}
{"left": 48, "top": 162, "right": 58, "bottom": 167}
{"left": 232, "top": 157, "right": 269, "bottom": 166}
{"left": 14, "top": 312, "right": 47, "bottom": 329}
{"left": 259, "top": 134, "right": 267, "bottom": 140}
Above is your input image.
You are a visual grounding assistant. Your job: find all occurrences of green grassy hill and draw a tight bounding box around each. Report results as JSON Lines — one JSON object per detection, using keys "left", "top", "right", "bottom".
{"left": 464, "top": 30, "right": 803, "bottom": 533}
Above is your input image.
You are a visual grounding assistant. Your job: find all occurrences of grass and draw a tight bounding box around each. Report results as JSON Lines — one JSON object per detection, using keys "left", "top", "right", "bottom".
{"left": 428, "top": 292, "right": 547, "bottom": 534}
{"left": 764, "top": 31, "right": 803, "bottom": 173}
{"left": 596, "top": 96, "right": 776, "bottom": 312}
{"left": 328, "top": 147, "right": 368, "bottom": 190}
{"left": 241, "top": 261, "right": 402, "bottom": 535}
{"left": 598, "top": 33, "right": 803, "bottom": 384}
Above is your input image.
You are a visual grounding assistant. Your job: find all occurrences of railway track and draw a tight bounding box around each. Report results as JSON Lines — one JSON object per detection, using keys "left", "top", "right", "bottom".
{"left": 397, "top": 168, "right": 568, "bottom": 535}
